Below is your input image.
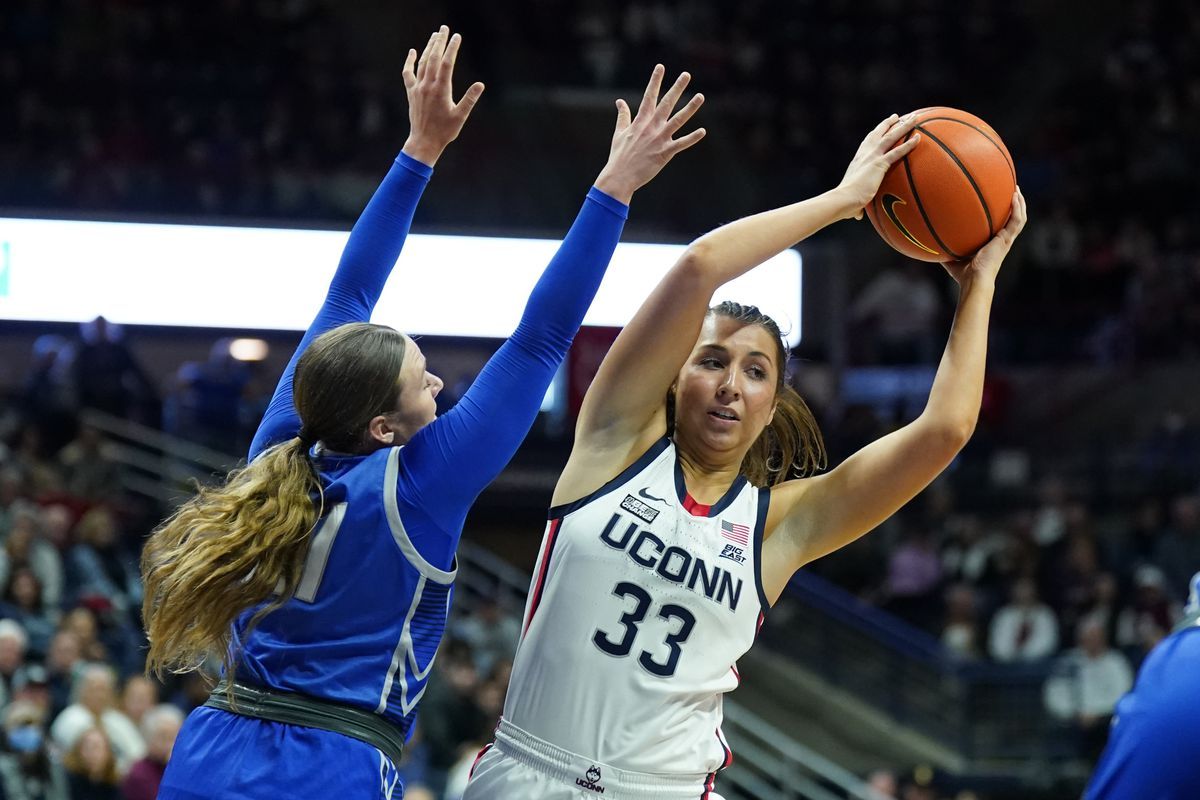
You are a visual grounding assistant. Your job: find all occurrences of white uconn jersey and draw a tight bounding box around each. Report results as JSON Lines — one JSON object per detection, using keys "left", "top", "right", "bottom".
{"left": 504, "top": 437, "right": 770, "bottom": 780}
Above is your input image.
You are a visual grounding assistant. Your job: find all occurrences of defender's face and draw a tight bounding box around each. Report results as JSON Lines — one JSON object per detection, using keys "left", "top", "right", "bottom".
{"left": 390, "top": 336, "right": 443, "bottom": 445}
{"left": 673, "top": 316, "right": 779, "bottom": 461}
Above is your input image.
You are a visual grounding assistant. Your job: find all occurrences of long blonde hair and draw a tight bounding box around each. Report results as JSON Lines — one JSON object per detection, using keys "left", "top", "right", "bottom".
{"left": 141, "top": 323, "right": 407, "bottom": 679}
{"left": 670, "top": 302, "right": 827, "bottom": 487}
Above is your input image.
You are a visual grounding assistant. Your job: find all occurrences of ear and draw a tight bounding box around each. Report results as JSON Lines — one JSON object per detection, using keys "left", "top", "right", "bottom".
{"left": 366, "top": 414, "right": 397, "bottom": 447}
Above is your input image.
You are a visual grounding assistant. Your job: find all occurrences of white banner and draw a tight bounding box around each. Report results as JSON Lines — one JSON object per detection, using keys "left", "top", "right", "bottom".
{"left": 0, "top": 217, "right": 802, "bottom": 343}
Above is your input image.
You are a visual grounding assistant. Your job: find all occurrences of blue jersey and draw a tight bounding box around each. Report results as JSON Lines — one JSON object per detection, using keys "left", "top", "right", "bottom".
{"left": 1085, "top": 577, "right": 1200, "bottom": 800}
{"left": 233, "top": 446, "right": 456, "bottom": 736}
{"left": 160, "top": 152, "right": 629, "bottom": 800}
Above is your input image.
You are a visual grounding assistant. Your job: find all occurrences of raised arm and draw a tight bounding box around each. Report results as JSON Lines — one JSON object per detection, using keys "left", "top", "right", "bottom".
{"left": 762, "top": 191, "right": 1028, "bottom": 600}
{"left": 397, "top": 66, "right": 706, "bottom": 535}
{"left": 555, "top": 113, "right": 922, "bottom": 503}
{"left": 249, "top": 27, "right": 483, "bottom": 459}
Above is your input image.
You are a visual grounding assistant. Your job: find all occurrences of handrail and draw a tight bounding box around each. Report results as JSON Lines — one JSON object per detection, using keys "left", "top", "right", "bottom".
{"left": 787, "top": 569, "right": 947, "bottom": 665}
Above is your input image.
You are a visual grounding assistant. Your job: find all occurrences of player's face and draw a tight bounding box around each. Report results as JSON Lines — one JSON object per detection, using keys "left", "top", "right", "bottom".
{"left": 673, "top": 316, "right": 778, "bottom": 462}
{"left": 389, "top": 336, "right": 443, "bottom": 444}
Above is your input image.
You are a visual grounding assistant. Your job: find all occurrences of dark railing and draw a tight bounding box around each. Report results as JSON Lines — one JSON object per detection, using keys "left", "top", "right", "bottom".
{"left": 766, "top": 570, "right": 1068, "bottom": 766}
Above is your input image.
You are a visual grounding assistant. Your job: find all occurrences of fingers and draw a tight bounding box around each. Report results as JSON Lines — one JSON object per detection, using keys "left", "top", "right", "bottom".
{"left": 871, "top": 113, "right": 900, "bottom": 138}
{"left": 667, "top": 126, "right": 707, "bottom": 156}
{"left": 402, "top": 48, "right": 417, "bottom": 90}
{"left": 884, "top": 132, "right": 921, "bottom": 165}
{"left": 665, "top": 92, "right": 704, "bottom": 134}
{"left": 614, "top": 98, "right": 632, "bottom": 132}
{"left": 427, "top": 26, "right": 451, "bottom": 84}
{"left": 1002, "top": 188, "right": 1028, "bottom": 239}
{"left": 656, "top": 71, "right": 691, "bottom": 117}
{"left": 439, "top": 31, "right": 463, "bottom": 83}
{"left": 455, "top": 81, "right": 486, "bottom": 115}
{"left": 881, "top": 112, "right": 920, "bottom": 149}
{"left": 637, "top": 64, "right": 666, "bottom": 118}
{"left": 415, "top": 28, "right": 441, "bottom": 82}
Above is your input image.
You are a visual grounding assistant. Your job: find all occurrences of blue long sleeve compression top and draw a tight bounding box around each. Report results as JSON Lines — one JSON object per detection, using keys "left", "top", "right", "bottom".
{"left": 249, "top": 151, "right": 628, "bottom": 562}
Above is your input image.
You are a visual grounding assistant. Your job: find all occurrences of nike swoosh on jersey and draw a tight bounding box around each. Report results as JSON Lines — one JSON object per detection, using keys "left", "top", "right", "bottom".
{"left": 638, "top": 487, "right": 667, "bottom": 504}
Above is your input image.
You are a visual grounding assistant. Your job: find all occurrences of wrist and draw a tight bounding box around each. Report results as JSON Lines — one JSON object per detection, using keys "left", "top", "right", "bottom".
{"left": 593, "top": 168, "right": 635, "bottom": 205}
{"left": 826, "top": 185, "right": 866, "bottom": 221}
{"left": 401, "top": 137, "right": 445, "bottom": 168}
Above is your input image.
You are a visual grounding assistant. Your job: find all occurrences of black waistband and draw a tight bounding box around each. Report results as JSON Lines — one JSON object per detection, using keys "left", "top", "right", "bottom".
{"left": 205, "top": 681, "right": 405, "bottom": 766}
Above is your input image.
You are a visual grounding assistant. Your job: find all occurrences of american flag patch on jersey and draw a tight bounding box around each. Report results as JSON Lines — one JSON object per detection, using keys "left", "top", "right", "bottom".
{"left": 720, "top": 519, "right": 750, "bottom": 546}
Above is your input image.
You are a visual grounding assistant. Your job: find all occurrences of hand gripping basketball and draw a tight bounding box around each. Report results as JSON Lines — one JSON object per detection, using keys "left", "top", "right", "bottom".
{"left": 836, "top": 113, "right": 923, "bottom": 221}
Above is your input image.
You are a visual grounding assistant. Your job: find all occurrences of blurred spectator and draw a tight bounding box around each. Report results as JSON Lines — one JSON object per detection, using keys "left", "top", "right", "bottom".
{"left": 417, "top": 640, "right": 486, "bottom": 797}
{"left": 0, "top": 508, "right": 65, "bottom": 613}
{"left": 8, "top": 428, "right": 61, "bottom": 499}
{"left": 866, "top": 768, "right": 898, "bottom": 799}
{"left": 63, "top": 728, "right": 121, "bottom": 799}
{"left": 989, "top": 578, "right": 1059, "bottom": 663}
{"left": 451, "top": 596, "right": 520, "bottom": 675}
{"left": 50, "top": 664, "right": 145, "bottom": 773}
{"left": 72, "top": 318, "right": 156, "bottom": 426}
{"left": 1152, "top": 493, "right": 1200, "bottom": 600}
{"left": 0, "top": 620, "right": 34, "bottom": 709}
{"left": 851, "top": 262, "right": 942, "bottom": 365}
{"left": 0, "top": 699, "right": 70, "bottom": 800}
{"left": 1115, "top": 564, "right": 1180, "bottom": 662}
{"left": 882, "top": 528, "right": 943, "bottom": 630}
{"left": 0, "top": 567, "right": 58, "bottom": 658}
{"left": 941, "top": 584, "right": 982, "bottom": 660}
{"left": 19, "top": 335, "right": 78, "bottom": 454}
{"left": 67, "top": 508, "right": 141, "bottom": 617}
{"left": 1043, "top": 617, "right": 1133, "bottom": 760}
{"left": 44, "top": 631, "right": 83, "bottom": 720}
{"left": 120, "top": 704, "right": 183, "bottom": 800}
{"left": 119, "top": 678, "right": 158, "bottom": 732}
{"left": 164, "top": 339, "right": 253, "bottom": 455}
{"left": 60, "top": 608, "right": 110, "bottom": 666}
{"left": 58, "top": 425, "right": 121, "bottom": 503}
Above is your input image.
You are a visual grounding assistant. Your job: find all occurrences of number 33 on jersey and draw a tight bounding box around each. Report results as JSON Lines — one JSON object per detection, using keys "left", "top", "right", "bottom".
{"left": 502, "top": 437, "right": 770, "bottom": 776}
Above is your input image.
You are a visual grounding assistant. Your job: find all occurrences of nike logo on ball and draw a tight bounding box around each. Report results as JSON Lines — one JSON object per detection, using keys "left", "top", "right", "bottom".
{"left": 882, "top": 194, "right": 939, "bottom": 256}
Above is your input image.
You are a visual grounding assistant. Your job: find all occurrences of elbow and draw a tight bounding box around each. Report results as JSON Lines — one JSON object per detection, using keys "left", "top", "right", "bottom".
{"left": 677, "top": 240, "right": 715, "bottom": 276}
{"left": 921, "top": 414, "right": 976, "bottom": 457}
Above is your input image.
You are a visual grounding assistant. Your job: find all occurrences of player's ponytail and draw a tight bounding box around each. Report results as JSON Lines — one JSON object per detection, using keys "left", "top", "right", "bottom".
{"left": 142, "top": 323, "right": 408, "bottom": 679}
{"left": 710, "top": 301, "right": 826, "bottom": 487}
{"left": 142, "top": 437, "right": 321, "bottom": 679}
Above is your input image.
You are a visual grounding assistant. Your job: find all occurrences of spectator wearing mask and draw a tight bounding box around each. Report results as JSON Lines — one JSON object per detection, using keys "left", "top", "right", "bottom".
{"left": 0, "top": 699, "right": 70, "bottom": 800}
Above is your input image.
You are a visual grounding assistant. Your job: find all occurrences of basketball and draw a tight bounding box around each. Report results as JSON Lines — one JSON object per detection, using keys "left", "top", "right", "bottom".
{"left": 866, "top": 107, "right": 1016, "bottom": 263}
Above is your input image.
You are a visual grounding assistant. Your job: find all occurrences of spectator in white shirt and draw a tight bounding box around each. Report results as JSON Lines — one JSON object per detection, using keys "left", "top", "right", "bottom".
{"left": 1043, "top": 616, "right": 1134, "bottom": 759}
{"left": 50, "top": 663, "right": 145, "bottom": 774}
{"left": 989, "top": 577, "right": 1060, "bottom": 662}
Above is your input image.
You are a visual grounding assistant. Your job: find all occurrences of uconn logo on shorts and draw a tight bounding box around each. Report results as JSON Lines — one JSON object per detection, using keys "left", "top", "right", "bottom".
{"left": 576, "top": 764, "right": 605, "bottom": 793}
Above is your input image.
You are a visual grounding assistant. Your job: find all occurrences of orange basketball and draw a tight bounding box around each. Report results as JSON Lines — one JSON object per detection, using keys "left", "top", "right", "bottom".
{"left": 865, "top": 107, "right": 1016, "bottom": 263}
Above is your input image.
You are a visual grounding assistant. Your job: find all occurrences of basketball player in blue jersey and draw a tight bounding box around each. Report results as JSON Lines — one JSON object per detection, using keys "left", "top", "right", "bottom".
{"left": 140, "top": 26, "right": 707, "bottom": 800}
{"left": 1084, "top": 571, "right": 1200, "bottom": 799}
{"left": 465, "top": 115, "right": 1027, "bottom": 799}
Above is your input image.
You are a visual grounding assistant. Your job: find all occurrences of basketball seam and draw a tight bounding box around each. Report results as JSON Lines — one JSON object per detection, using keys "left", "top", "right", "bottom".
{"left": 915, "top": 124, "right": 993, "bottom": 240}
{"left": 920, "top": 116, "right": 1016, "bottom": 185}
{"left": 901, "top": 153, "right": 961, "bottom": 261}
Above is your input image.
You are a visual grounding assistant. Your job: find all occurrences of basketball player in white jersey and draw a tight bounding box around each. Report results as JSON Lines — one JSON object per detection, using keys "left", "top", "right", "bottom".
{"left": 464, "top": 109, "right": 1027, "bottom": 799}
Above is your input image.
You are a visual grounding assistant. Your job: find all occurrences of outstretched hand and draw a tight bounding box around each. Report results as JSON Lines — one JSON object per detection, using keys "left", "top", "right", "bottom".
{"left": 401, "top": 26, "right": 486, "bottom": 167}
{"left": 593, "top": 65, "right": 706, "bottom": 204}
{"left": 942, "top": 188, "right": 1028, "bottom": 285}
{"left": 836, "top": 113, "right": 922, "bottom": 220}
